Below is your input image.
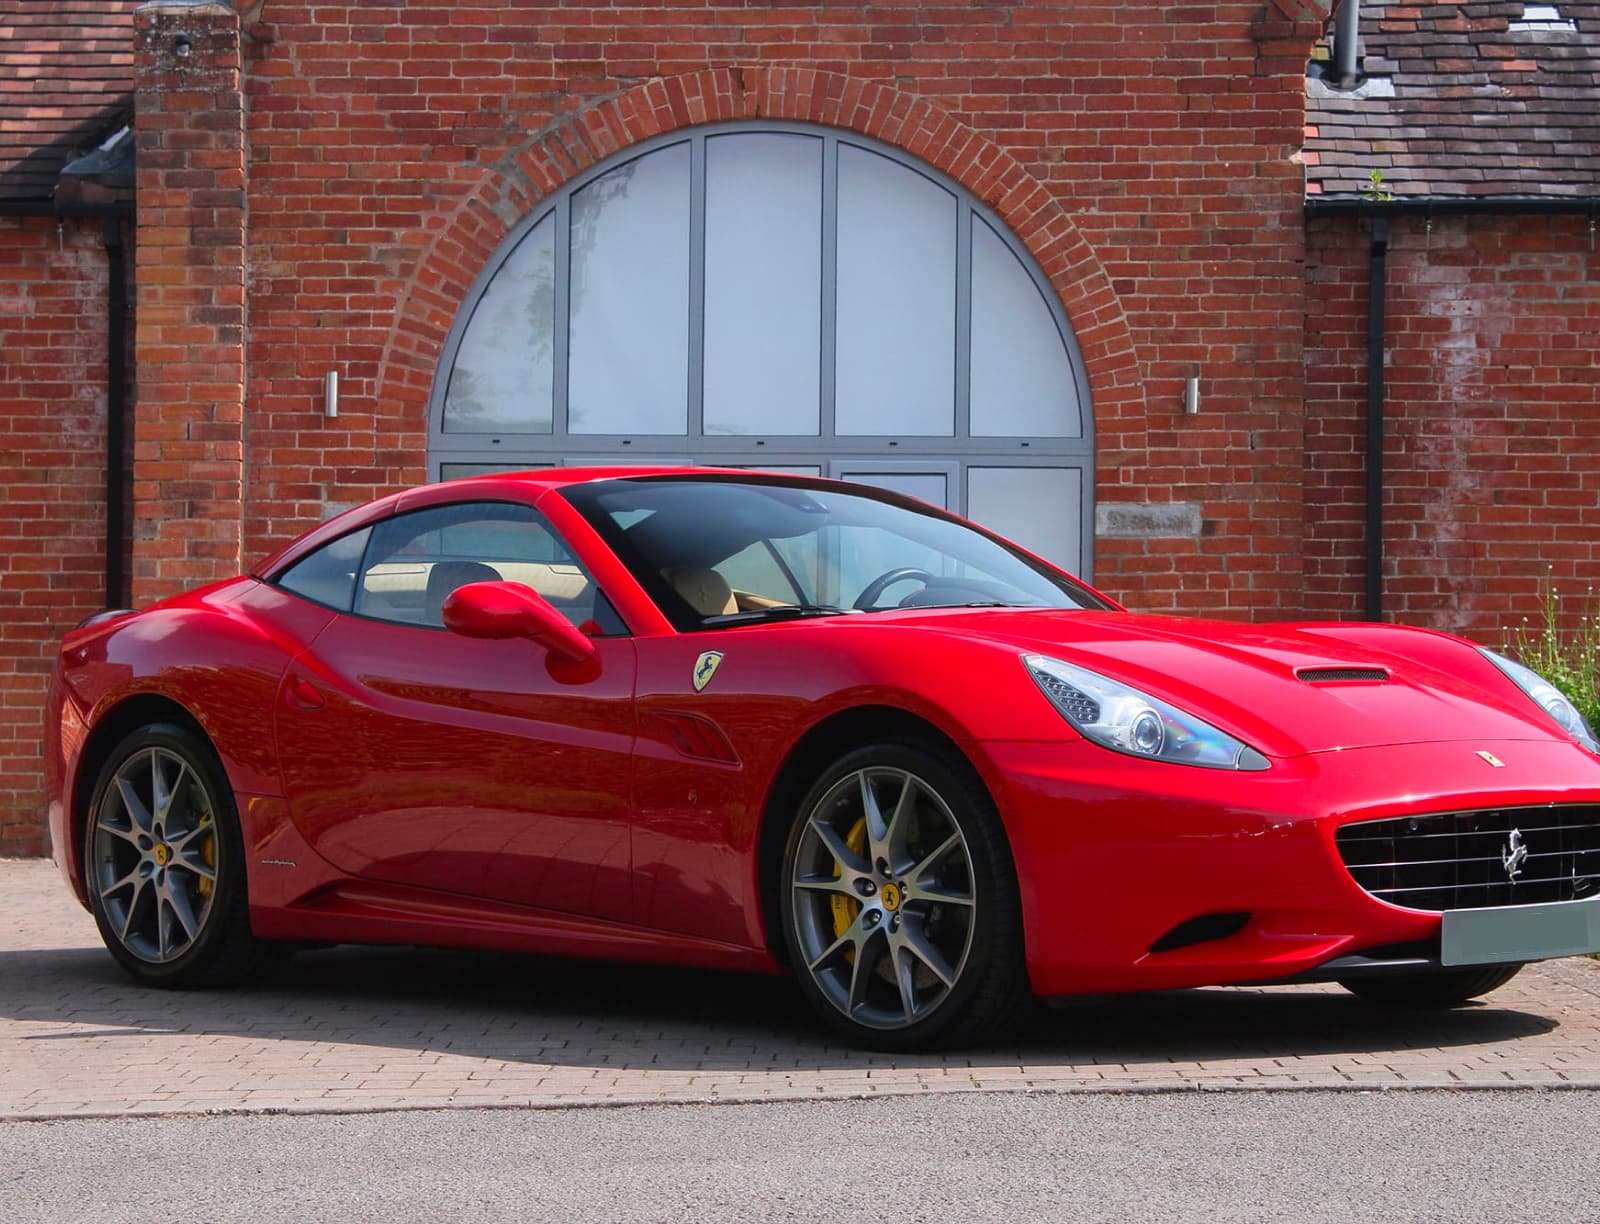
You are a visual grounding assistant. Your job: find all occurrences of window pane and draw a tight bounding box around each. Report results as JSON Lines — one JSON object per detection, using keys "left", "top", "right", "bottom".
{"left": 569, "top": 144, "right": 690, "bottom": 435}
{"left": 704, "top": 134, "right": 822, "bottom": 436}
{"left": 355, "top": 503, "right": 601, "bottom": 629}
{"left": 443, "top": 216, "right": 555, "bottom": 434}
{"left": 438, "top": 462, "right": 531, "bottom": 480}
{"left": 278, "top": 526, "right": 371, "bottom": 611}
{"left": 967, "top": 467, "right": 1082, "bottom": 574}
{"left": 835, "top": 145, "right": 956, "bottom": 437}
{"left": 970, "top": 217, "right": 1081, "bottom": 438}
{"left": 836, "top": 470, "right": 949, "bottom": 509}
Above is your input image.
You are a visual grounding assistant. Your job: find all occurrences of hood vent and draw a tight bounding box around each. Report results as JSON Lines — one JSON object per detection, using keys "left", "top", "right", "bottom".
{"left": 1297, "top": 667, "right": 1389, "bottom": 683}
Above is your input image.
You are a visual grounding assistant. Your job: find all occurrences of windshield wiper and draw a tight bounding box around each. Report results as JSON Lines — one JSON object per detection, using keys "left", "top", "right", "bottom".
{"left": 702, "top": 603, "right": 849, "bottom": 627}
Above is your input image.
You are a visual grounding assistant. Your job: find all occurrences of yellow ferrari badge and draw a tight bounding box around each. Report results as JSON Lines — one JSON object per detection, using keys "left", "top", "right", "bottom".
{"left": 693, "top": 651, "right": 725, "bottom": 692}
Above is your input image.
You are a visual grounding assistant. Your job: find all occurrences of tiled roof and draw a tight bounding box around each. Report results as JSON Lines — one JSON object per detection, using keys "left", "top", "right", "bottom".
{"left": 1305, "top": 1, "right": 1600, "bottom": 200}
{"left": 0, "top": 1, "right": 137, "bottom": 204}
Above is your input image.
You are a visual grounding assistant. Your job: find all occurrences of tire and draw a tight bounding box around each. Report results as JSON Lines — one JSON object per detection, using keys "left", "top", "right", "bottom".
{"left": 1337, "top": 964, "right": 1522, "bottom": 1008}
{"left": 780, "top": 740, "right": 1032, "bottom": 1051}
{"left": 83, "top": 722, "right": 281, "bottom": 988}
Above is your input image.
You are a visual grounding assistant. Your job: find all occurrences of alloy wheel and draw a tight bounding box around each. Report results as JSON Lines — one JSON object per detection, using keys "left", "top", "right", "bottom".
{"left": 90, "top": 746, "right": 219, "bottom": 964}
{"left": 788, "top": 766, "right": 977, "bottom": 1031}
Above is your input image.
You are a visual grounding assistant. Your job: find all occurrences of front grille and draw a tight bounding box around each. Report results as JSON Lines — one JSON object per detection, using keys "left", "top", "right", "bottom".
{"left": 1298, "top": 667, "right": 1389, "bottom": 683}
{"left": 1336, "top": 806, "right": 1600, "bottom": 912}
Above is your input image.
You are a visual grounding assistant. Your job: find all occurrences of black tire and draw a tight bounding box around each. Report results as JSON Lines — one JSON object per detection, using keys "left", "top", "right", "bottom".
{"left": 780, "top": 739, "right": 1032, "bottom": 1051}
{"left": 82, "top": 721, "right": 282, "bottom": 988}
{"left": 1337, "top": 964, "right": 1522, "bottom": 1008}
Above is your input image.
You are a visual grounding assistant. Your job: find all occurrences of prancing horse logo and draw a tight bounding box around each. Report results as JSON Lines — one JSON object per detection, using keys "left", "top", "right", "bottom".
{"left": 1502, "top": 828, "right": 1529, "bottom": 881}
{"left": 692, "top": 651, "right": 725, "bottom": 692}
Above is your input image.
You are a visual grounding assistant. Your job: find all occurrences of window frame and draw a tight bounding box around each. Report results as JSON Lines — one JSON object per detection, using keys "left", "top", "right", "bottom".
{"left": 427, "top": 121, "right": 1095, "bottom": 582}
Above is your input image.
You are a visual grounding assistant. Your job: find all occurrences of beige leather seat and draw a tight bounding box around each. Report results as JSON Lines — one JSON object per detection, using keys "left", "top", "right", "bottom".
{"left": 666, "top": 566, "right": 737, "bottom": 616}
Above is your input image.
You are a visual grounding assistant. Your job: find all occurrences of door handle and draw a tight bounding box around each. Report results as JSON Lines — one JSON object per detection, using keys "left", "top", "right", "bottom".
{"left": 285, "top": 674, "right": 325, "bottom": 711}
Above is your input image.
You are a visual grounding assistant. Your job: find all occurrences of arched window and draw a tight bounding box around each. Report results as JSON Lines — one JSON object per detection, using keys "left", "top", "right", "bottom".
{"left": 429, "top": 123, "right": 1094, "bottom": 575}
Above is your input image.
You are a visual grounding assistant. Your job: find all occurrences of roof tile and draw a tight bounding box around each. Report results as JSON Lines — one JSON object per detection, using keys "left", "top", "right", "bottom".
{"left": 0, "top": 1, "right": 137, "bottom": 203}
{"left": 1307, "top": 1, "right": 1600, "bottom": 200}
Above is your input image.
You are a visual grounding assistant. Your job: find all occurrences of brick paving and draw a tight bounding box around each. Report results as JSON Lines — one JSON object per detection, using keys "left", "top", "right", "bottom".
{"left": 5, "top": 857, "right": 1600, "bottom": 1120}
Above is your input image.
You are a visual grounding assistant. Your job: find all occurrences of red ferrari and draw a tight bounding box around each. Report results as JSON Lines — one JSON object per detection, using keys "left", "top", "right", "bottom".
{"left": 44, "top": 469, "right": 1600, "bottom": 1049}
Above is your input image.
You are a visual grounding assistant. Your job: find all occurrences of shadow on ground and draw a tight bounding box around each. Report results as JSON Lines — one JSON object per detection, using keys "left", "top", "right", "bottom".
{"left": 0, "top": 942, "right": 1559, "bottom": 1071}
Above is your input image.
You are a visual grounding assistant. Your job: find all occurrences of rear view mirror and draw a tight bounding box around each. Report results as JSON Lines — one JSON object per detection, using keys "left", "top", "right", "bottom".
{"left": 441, "top": 581, "right": 596, "bottom": 665}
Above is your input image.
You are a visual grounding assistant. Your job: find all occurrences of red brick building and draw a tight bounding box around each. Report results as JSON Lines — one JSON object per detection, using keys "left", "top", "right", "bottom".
{"left": 0, "top": 0, "right": 1595, "bottom": 854}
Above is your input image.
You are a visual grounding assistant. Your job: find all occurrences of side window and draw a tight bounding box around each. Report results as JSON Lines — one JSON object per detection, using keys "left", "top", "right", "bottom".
{"left": 353, "top": 502, "right": 619, "bottom": 632}
{"left": 276, "top": 526, "right": 373, "bottom": 611}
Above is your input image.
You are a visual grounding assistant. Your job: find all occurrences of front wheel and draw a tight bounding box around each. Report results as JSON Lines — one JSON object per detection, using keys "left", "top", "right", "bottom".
{"left": 84, "top": 722, "right": 281, "bottom": 988}
{"left": 1337, "top": 964, "right": 1522, "bottom": 1008}
{"left": 780, "top": 741, "right": 1031, "bottom": 1050}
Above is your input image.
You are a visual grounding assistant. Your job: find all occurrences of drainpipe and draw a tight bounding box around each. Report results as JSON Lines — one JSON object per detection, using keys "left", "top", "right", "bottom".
{"left": 0, "top": 199, "right": 134, "bottom": 608}
{"left": 103, "top": 216, "right": 129, "bottom": 608}
{"left": 1334, "top": 0, "right": 1362, "bottom": 86}
{"left": 1365, "top": 217, "right": 1389, "bottom": 622}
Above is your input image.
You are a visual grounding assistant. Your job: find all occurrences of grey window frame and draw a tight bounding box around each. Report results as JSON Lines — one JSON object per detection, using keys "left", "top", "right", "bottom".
{"left": 427, "top": 121, "right": 1095, "bottom": 581}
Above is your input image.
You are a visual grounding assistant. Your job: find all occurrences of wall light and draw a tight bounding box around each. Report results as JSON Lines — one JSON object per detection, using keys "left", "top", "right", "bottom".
{"left": 324, "top": 370, "right": 339, "bottom": 419}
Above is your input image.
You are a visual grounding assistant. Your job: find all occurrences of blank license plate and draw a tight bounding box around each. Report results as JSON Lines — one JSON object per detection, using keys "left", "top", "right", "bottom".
{"left": 1441, "top": 897, "right": 1600, "bottom": 966}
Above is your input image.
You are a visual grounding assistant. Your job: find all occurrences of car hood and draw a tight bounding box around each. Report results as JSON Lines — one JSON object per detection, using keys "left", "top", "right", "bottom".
{"left": 864, "top": 608, "right": 1558, "bottom": 758}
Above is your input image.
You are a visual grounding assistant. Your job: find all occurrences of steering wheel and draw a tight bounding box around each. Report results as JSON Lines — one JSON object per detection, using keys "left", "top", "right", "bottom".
{"left": 853, "top": 567, "right": 936, "bottom": 610}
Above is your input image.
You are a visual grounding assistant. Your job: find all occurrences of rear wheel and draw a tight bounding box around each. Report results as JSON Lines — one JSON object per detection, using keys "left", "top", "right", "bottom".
{"left": 84, "top": 722, "right": 280, "bottom": 988}
{"left": 780, "top": 740, "right": 1031, "bottom": 1050}
{"left": 1337, "top": 964, "right": 1522, "bottom": 1008}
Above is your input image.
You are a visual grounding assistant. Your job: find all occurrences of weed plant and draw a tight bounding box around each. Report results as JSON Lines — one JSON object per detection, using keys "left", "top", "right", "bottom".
{"left": 1507, "top": 574, "right": 1600, "bottom": 733}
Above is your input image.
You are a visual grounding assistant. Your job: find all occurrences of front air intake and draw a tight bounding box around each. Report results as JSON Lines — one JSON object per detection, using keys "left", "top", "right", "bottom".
{"left": 1336, "top": 806, "right": 1600, "bottom": 912}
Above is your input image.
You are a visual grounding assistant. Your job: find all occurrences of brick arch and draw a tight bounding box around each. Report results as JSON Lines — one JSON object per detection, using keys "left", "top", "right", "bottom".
{"left": 377, "top": 67, "right": 1145, "bottom": 463}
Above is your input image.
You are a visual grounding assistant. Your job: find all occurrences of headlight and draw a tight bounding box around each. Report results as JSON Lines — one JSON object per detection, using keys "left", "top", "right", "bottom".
{"left": 1023, "top": 654, "right": 1270, "bottom": 770}
{"left": 1479, "top": 648, "right": 1599, "bottom": 753}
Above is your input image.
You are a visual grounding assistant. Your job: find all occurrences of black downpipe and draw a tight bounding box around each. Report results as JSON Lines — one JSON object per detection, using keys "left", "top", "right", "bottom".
{"left": 103, "top": 215, "right": 128, "bottom": 609}
{"left": 1365, "top": 217, "right": 1389, "bottom": 622}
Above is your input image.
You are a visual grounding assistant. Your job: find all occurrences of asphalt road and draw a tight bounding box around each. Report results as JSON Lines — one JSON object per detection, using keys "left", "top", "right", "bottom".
{"left": 5, "top": 1089, "right": 1599, "bottom": 1221}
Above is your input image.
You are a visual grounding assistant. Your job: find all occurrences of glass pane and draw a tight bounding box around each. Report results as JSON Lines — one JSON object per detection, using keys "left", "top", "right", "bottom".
{"left": 278, "top": 526, "right": 371, "bottom": 612}
{"left": 569, "top": 143, "right": 690, "bottom": 435}
{"left": 970, "top": 217, "right": 1080, "bottom": 438}
{"left": 967, "top": 466, "right": 1082, "bottom": 574}
{"left": 836, "top": 470, "right": 948, "bottom": 509}
{"left": 443, "top": 215, "right": 555, "bottom": 434}
{"left": 835, "top": 145, "right": 956, "bottom": 437}
{"left": 438, "top": 462, "right": 531, "bottom": 480}
{"left": 704, "top": 134, "right": 822, "bottom": 436}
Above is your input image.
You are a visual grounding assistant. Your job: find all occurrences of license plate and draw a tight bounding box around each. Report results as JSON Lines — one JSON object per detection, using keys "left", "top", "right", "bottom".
{"left": 1441, "top": 896, "right": 1600, "bottom": 966}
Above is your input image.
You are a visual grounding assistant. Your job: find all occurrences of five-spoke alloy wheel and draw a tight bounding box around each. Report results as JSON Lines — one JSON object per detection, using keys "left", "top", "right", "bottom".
{"left": 84, "top": 722, "right": 276, "bottom": 987}
{"left": 781, "top": 741, "right": 1029, "bottom": 1050}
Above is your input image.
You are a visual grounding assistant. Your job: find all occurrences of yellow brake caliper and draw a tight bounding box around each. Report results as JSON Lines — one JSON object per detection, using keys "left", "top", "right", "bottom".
{"left": 830, "top": 818, "right": 868, "bottom": 948}
{"left": 197, "top": 810, "right": 216, "bottom": 900}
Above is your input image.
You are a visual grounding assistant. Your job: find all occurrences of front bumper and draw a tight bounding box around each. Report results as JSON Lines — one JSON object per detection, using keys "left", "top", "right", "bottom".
{"left": 980, "top": 736, "right": 1600, "bottom": 998}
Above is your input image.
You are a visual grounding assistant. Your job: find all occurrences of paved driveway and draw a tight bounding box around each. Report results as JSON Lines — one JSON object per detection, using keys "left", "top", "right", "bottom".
{"left": 6, "top": 858, "right": 1600, "bottom": 1119}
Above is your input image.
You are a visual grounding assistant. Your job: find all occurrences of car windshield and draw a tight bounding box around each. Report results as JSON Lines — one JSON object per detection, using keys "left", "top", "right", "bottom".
{"left": 560, "top": 474, "right": 1107, "bottom": 631}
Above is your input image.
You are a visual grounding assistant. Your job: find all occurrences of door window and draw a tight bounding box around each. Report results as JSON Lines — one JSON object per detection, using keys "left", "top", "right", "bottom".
{"left": 353, "top": 502, "right": 621, "bottom": 633}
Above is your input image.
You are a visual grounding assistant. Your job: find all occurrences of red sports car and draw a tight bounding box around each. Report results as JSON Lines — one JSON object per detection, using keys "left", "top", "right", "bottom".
{"left": 44, "top": 468, "right": 1600, "bottom": 1049}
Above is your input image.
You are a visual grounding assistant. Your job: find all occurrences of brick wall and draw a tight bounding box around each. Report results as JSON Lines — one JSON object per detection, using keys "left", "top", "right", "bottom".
{"left": 226, "top": 0, "right": 1328, "bottom": 619}
{"left": 1306, "top": 213, "right": 1600, "bottom": 644}
{"left": 131, "top": 1, "right": 246, "bottom": 605}
{"left": 0, "top": 218, "right": 122, "bottom": 855}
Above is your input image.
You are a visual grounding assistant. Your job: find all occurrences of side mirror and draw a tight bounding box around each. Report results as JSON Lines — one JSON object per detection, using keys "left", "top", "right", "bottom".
{"left": 440, "top": 580, "right": 596, "bottom": 665}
